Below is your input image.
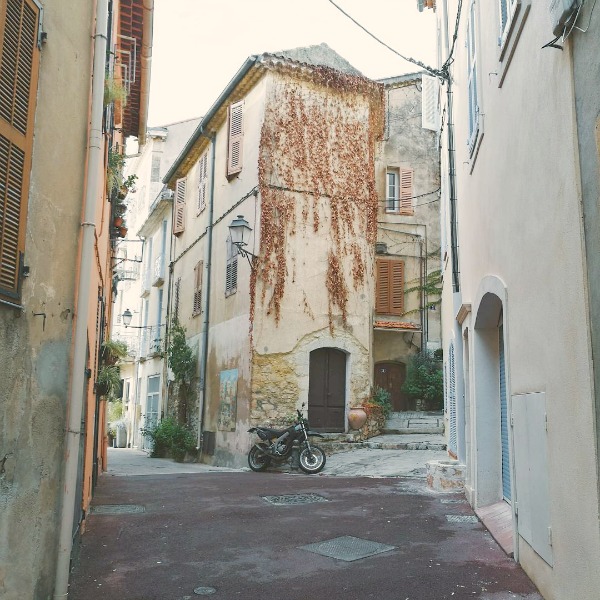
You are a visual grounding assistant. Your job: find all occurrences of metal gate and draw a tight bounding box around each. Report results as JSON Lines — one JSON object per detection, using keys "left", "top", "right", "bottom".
{"left": 499, "top": 325, "right": 511, "bottom": 502}
{"left": 308, "top": 348, "right": 346, "bottom": 432}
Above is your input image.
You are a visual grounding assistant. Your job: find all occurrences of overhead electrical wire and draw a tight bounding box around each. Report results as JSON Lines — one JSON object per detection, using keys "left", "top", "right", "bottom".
{"left": 325, "top": 0, "right": 464, "bottom": 82}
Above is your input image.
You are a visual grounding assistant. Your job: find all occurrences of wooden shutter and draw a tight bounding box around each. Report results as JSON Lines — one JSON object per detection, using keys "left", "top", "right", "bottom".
{"left": 225, "top": 255, "right": 237, "bottom": 297}
{"left": 227, "top": 101, "right": 243, "bottom": 177}
{"left": 0, "top": 0, "right": 40, "bottom": 302}
{"left": 197, "top": 152, "right": 207, "bottom": 214}
{"left": 376, "top": 259, "right": 404, "bottom": 315}
{"left": 173, "top": 177, "right": 186, "bottom": 235}
{"left": 399, "top": 168, "right": 414, "bottom": 215}
{"left": 192, "top": 261, "right": 203, "bottom": 316}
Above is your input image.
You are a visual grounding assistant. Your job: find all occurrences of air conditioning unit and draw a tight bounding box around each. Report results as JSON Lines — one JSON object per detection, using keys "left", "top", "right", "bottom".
{"left": 549, "top": 0, "right": 580, "bottom": 36}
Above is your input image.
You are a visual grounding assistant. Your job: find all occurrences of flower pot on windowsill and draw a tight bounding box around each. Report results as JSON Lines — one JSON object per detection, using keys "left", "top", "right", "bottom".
{"left": 118, "top": 226, "right": 128, "bottom": 238}
{"left": 348, "top": 406, "right": 368, "bottom": 430}
{"left": 113, "top": 216, "right": 124, "bottom": 227}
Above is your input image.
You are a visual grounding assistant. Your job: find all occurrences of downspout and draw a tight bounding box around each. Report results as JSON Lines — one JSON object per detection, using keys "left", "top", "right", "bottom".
{"left": 54, "top": 0, "right": 109, "bottom": 597}
{"left": 197, "top": 133, "right": 216, "bottom": 450}
{"left": 137, "top": 0, "right": 153, "bottom": 146}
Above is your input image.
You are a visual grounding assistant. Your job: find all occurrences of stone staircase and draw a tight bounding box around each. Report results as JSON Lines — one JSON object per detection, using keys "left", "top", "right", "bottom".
{"left": 318, "top": 411, "right": 446, "bottom": 454}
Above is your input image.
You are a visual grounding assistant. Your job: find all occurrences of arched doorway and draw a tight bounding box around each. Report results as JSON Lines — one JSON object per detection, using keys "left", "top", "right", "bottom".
{"left": 308, "top": 348, "right": 346, "bottom": 432}
{"left": 374, "top": 362, "right": 409, "bottom": 411}
{"left": 473, "top": 289, "right": 511, "bottom": 508}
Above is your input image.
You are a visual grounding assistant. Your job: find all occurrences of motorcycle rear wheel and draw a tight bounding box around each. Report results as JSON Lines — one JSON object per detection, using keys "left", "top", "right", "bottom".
{"left": 248, "top": 445, "right": 271, "bottom": 472}
{"left": 299, "top": 445, "right": 326, "bottom": 474}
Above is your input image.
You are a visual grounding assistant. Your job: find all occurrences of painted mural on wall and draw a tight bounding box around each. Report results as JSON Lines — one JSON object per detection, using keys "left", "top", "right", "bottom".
{"left": 218, "top": 369, "right": 238, "bottom": 431}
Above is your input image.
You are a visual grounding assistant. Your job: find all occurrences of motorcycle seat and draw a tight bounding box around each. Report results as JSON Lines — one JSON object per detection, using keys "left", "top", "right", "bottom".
{"left": 257, "top": 427, "right": 288, "bottom": 437}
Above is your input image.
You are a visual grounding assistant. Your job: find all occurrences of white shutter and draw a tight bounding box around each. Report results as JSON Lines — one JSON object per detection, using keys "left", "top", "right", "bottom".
{"left": 227, "top": 101, "right": 244, "bottom": 176}
{"left": 421, "top": 74, "right": 439, "bottom": 131}
{"left": 173, "top": 178, "right": 186, "bottom": 235}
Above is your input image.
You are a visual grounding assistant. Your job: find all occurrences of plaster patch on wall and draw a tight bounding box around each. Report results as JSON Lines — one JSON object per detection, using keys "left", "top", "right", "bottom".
{"left": 35, "top": 341, "right": 69, "bottom": 400}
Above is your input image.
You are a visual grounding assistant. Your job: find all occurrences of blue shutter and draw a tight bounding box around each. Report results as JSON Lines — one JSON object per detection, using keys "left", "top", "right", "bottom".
{"left": 500, "top": 325, "right": 511, "bottom": 501}
{"left": 448, "top": 343, "right": 457, "bottom": 455}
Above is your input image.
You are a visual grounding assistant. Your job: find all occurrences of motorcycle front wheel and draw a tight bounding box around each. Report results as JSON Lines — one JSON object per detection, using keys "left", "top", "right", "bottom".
{"left": 299, "top": 445, "right": 326, "bottom": 474}
{"left": 248, "top": 444, "right": 271, "bottom": 472}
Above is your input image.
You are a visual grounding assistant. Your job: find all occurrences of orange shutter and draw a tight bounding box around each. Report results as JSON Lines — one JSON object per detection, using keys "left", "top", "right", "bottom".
{"left": 192, "top": 261, "right": 203, "bottom": 316}
{"left": 0, "top": 0, "right": 40, "bottom": 302}
{"left": 390, "top": 261, "right": 405, "bottom": 315}
{"left": 173, "top": 178, "right": 186, "bottom": 235}
{"left": 399, "top": 168, "right": 414, "bottom": 215}
{"left": 227, "top": 101, "right": 243, "bottom": 177}
{"left": 376, "top": 260, "right": 390, "bottom": 314}
{"left": 376, "top": 259, "right": 404, "bottom": 315}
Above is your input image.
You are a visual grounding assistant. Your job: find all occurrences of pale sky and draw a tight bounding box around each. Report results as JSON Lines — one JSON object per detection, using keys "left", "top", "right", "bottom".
{"left": 147, "top": 0, "right": 437, "bottom": 127}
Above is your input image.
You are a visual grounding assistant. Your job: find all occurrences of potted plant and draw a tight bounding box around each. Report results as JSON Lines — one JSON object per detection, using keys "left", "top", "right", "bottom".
{"left": 96, "top": 364, "right": 121, "bottom": 397}
{"left": 101, "top": 339, "right": 128, "bottom": 365}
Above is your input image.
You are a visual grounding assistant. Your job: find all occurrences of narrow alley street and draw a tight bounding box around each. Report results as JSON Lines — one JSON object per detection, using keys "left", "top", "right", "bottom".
{"left": 68, "top": 448, "right": 542, "bottom": 600}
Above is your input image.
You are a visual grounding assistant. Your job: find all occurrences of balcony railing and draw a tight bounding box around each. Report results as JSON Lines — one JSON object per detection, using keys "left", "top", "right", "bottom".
{"left": 139, "top": 324, "right": 165, "bottom": 359}
{"left": 152, "top": 253, "right": 164, "bottom": 287}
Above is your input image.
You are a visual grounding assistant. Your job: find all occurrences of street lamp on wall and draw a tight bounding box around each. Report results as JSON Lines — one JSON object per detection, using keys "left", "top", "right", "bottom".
{"left": 228, "top": 215, "right": 257, "bottom": 267}
{"left": 122, "top": 308, "right": 153, "bottom": 329}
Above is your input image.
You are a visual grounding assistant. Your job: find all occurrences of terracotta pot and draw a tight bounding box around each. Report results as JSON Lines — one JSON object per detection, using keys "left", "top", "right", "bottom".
{"left": 113, "top": 216, "right": 123, "bottom": 227}
{"left": 348, "top": 406, "right": 367, "bottom": 430}
{"left": 118, "top": 226, "right": 128, "bottom": 238}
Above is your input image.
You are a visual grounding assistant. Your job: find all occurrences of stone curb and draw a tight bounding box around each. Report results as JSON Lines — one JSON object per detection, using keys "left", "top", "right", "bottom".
{"left": 320, "top": 441, "right": 447, "bottom": 454}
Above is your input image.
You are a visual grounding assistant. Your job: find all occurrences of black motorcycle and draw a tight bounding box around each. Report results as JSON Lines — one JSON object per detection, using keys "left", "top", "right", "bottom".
{"left": 247, "top": 408, "right": 326, "bottom": 474}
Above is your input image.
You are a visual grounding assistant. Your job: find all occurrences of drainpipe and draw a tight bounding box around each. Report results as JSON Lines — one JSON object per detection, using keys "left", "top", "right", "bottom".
{"left": 53, "top": 0, "right": 109, "bottom": 597}
{"left": 197, "top": 133, "right": 216, "bottom": 450}
{"left": 446, "top": 78, "right": 460, "bottom": 292}
{"left": 137, "top": 0, "right": 153, "bottom": 146}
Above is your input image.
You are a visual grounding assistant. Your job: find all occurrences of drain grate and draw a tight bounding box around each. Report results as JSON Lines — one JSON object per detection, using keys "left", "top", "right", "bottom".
{"left": 90, "top": 504, "right": 145, "bottom": 515}
{"left": 262, "top": 493, "right": 328, "bottom": 506}
{"left": 440, "top": 499, "right": 467, "bottom": 504}
{"left": 446, "top": 515, "right": 478, "bottom": 523}
{"left": 299, "top": 536, "right": 395, "bottom": 562}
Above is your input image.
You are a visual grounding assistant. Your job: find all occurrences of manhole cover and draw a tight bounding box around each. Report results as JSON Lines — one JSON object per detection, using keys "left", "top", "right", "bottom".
{"left": 90, "top": 504, "right": 145, "bottom": 515}
{"left": 446, "top": 515, "right": 478, "bottom": 523}
{"left": 262, "top": 493, "right": 328, "bottom": 505}
{"left": 299, "top": 536, "right": 395, "bottom": 561}
{"left": 193, "top": 586, "right": 216, "bottom": 595}
{"left": 440, "top": 499, "right": 467, "bottom": 504}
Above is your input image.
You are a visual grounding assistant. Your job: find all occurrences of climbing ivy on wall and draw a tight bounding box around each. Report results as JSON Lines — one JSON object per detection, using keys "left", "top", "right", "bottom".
{"left": 252, "top": 66, "right": 384, "bottom": 332}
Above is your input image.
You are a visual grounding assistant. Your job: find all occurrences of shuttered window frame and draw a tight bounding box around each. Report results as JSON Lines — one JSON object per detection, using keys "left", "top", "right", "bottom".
{"left": 192, "top": 260, "right": 203, "bottom": 316}
{"left": 385, "top": 167, "right": 414, "bottom": 215}
{"left": 172, "top": 177, "right": 186, "bottom": 235}
{"left": 0, "top": 0, "right": 42, "bottom": 305}
{"left": 225, "top": 238, "right": 237, "bottom": 297}
{"left": 226, "top": 101, "right": 243, "bottom": 178}
{"left": 375, "top": 258, "right": 404, "bottom": 315}
{"left": 196, "top": 152, "right": 208, "bottom": 215}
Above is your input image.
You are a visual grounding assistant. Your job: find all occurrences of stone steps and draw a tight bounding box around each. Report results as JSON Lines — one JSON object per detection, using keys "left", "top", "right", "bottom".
{"left": 319, "top": 439, "right": 447, "bottom": 455}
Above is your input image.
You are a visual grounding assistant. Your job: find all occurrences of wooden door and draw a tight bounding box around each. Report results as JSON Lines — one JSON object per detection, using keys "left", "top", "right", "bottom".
{"left": 374, "top": 362, "right": 408, "bottom": 412}
{"left": 308, "top": 348, "right": 346, "bottom": 432}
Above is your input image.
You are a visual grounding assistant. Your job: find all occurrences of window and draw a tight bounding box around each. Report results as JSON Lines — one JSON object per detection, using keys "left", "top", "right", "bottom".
{"left": 227, "top": 101, "right": 243, "bottom": 177}
{"left": 0, "top": 0, "right": 41, "bottom": 305}
{"left": 225, "top": 238, "right": 237, "bottom": 297}
{"left": 466, "top": 1, "right": 480, "bottom": 155}
{"left": 375, "top": 259, "right": 404, "bottom": 315}
{"left": 173, "top": 177, "right": 186, "bottom": 235}
{"left": 386, "top": 168, "right": 414, "bottom": 215}
{"left": 150, "top": 152, "right": 161, "bottom": 182}
{"left": 192, "top": 261, "right": 203, "bottom": 316}
{"left": 197, "top": 152, "right": 208, "bottom": 214}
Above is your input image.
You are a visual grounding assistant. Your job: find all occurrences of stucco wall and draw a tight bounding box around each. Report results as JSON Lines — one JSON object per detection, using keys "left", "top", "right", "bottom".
{"left": 439, "top": 1, "right": 600, "bottom": 597}
{"left": 0, "top": 2, "right": 95, "bottom": 597}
